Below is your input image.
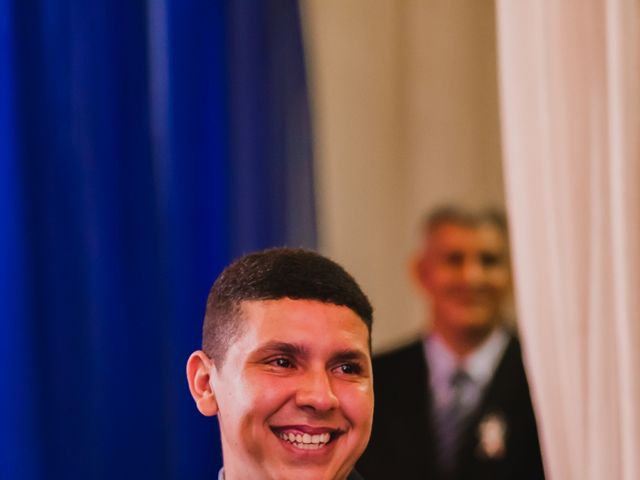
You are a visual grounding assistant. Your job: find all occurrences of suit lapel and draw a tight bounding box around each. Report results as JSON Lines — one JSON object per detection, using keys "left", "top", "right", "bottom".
{"left": 453, "top": 335, "right": 520, "bottom": 476}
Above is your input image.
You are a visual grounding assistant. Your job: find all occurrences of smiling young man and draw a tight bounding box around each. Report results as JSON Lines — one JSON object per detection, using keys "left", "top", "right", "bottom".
{"left": 187, "top": 248, "right": 373, "bottom": 480}
{"left": 357, "top": 206, "right": 544, "bottom": 480}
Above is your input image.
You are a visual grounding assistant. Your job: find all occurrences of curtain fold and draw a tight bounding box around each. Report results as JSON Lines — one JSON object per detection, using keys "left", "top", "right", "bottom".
{"left": 0, "top": 1, "right": 315, "bottom": 479}
{"left": 495, "top": 1, "right": 640, "bottom": 478}
{"left": 228, "top": 0, "right": 316, "bottom": 254}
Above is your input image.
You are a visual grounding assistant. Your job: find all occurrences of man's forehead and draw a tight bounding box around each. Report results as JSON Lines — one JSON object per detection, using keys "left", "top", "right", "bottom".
{"left": 238, "top": 298, "right": 367, "bottom": 331}
{"left": 427, "top": 222, "right": 506, "bottom": 251}
{"left": 232, "top": 298, "right": 370, "bottom": 355}
{"left": 239, "top": 297, "right": 363, "bottom": 317}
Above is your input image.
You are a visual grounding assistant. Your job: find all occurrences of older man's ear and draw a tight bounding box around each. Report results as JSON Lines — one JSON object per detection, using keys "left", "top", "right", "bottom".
{"left": 409, "top": 251, "right": 432, "bottom": 294}
{"left": 186, "top": 351, "right": 219, "bottom": 417}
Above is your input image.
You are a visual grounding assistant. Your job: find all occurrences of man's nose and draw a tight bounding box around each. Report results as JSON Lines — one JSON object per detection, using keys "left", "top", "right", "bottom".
{"left": 461, "top": 258, "right": 485, "bottom": 285}
{"left": 295, "top": 368, "right": 340, "bottom": 412}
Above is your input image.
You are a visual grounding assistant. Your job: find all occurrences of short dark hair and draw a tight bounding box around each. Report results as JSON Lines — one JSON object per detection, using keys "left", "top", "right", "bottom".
{"left": 202, "top": 247, "right": 373, "bottom": 365}
{"left": 422, "top": 204, "right": 508, "bottom": 236}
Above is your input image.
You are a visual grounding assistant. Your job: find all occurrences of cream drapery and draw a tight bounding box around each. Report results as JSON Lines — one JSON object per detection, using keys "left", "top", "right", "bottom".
{"left": 496, "top": 1, "right": 640, "bottom": 479}
{"left": 300, "top": 0, "right": 505, "bottom": 352}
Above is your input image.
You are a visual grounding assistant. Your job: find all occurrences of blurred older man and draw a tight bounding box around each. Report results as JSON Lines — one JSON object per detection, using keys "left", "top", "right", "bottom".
{"left": 357, "top": 206, "right": 544, "bottom": 480}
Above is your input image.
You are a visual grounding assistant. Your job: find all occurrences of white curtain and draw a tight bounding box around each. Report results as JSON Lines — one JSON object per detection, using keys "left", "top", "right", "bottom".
{"left": 495, "top": 1, "right": 640, "bottom": 479}
{"left": 300, "top": 0, "right": 505, "bottom": 352}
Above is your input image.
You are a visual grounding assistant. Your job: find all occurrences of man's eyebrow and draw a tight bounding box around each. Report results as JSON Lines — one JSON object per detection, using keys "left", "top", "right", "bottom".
{"left": 254, "top": 341, "right": 308, "bottom": 357}
{"left": 330, "top": 348, "right": 370, "bottom": 363}
{"left": 251, "top": 343, "right": 369, "bottom": 362}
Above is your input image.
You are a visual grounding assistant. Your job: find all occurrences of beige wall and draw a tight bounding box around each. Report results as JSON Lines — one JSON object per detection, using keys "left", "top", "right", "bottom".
{"left": 301, "top": 0, "right": 504, "bottom": 352}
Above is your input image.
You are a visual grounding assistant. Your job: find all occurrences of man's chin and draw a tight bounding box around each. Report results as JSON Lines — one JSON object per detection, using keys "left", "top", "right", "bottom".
{"left": 261, "top": 460, "right": 347, "bottom": 480}
{"left": 265, "top": 433, "right": 356, "bottom": 480}
{"left": 467, "top": 321, "right": 497, "bottom": 335}
{"left": 448, "top": 309, "right": 499, "bottom": 334}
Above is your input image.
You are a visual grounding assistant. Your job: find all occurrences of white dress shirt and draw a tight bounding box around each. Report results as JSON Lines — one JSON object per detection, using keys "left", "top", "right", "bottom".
{"left": 424, "top": 326, "right": 510, "bottom": 422}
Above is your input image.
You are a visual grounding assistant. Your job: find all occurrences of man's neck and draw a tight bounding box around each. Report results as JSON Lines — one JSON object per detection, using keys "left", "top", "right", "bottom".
{"left": 430, "top": 320, "right": 498, "bottom": 359}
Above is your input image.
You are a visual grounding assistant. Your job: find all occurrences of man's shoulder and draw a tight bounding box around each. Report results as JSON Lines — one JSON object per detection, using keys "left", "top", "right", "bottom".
{"left": 371, "top": 338, "right": 427, "bottom": 395}
{"left": 372, "top": 337, "right": 424, "bottom": 369}
{"left": 497, "top": 329, "right": 526, "bottom": 372}
{"left": 488, "top": 331, "right": 535, "bottom": 398}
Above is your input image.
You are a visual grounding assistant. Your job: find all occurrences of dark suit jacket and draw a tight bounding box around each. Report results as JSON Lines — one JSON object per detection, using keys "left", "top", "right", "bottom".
{"left": 357, "top": 335, "right": 544, "bottom": 480}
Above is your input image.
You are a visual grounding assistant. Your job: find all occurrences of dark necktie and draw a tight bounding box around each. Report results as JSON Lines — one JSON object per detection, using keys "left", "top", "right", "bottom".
{"left": 434, "top": 368, "right": 472, "bottom": 471}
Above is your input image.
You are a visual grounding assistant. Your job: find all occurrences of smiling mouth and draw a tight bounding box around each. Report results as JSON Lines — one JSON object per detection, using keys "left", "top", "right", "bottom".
{"left": 271, "top": 428, "right": 340, "bottom": 450}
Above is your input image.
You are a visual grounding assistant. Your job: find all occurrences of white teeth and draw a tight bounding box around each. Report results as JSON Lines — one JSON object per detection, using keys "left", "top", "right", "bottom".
{"left": 278, "top": 431, "right": 332, "bottom": 449}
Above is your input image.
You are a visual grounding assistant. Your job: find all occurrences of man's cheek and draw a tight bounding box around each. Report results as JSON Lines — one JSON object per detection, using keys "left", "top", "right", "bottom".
{"left": 341, "top": 387, "right": 374, "bottom": 425}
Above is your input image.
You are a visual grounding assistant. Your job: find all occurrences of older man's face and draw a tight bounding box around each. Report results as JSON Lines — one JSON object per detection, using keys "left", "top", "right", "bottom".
{"left": 417, "top": 222, "right": 511, "bottom": 336}
{"left": 206, "top": 298, "right": 373, "bottom": 480}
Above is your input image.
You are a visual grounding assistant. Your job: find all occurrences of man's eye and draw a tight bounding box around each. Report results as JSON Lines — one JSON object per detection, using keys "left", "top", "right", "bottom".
{"left": 336, "top": 363, "right": 362, "bottom": 375}
{"left": 270, "top": 357, "right": 294, "bottom": 369}
{"left": 480, "top": 252, "right": 501, "bottom": 267}
{"left": 444, "top": 252, "right": 464, "bottom": 266}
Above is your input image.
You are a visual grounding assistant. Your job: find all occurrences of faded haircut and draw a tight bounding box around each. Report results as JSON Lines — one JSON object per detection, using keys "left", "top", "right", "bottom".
{"left": 422, "top": 204, "right": 508, "bottom": 237}
{"left": 202, "top": 247, "right": 373, "bottom": 366}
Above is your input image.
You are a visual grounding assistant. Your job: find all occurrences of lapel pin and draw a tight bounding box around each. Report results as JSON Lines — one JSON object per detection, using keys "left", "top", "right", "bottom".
{"left": 476, "top": 412, "right": 507, "bottom": 460}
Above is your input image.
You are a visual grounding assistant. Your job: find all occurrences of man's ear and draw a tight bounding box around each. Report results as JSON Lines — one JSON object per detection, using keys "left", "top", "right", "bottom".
{"left": 186, "top": 350, "right": 219, "bottom": 417}
{"left": 409, "top": 252, "right": 430, "bottom": 292}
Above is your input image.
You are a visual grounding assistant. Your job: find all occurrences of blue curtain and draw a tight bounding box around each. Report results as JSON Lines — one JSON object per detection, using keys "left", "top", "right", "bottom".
{"left": 0, "top": 1, "right": 316, "bottom": 479}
